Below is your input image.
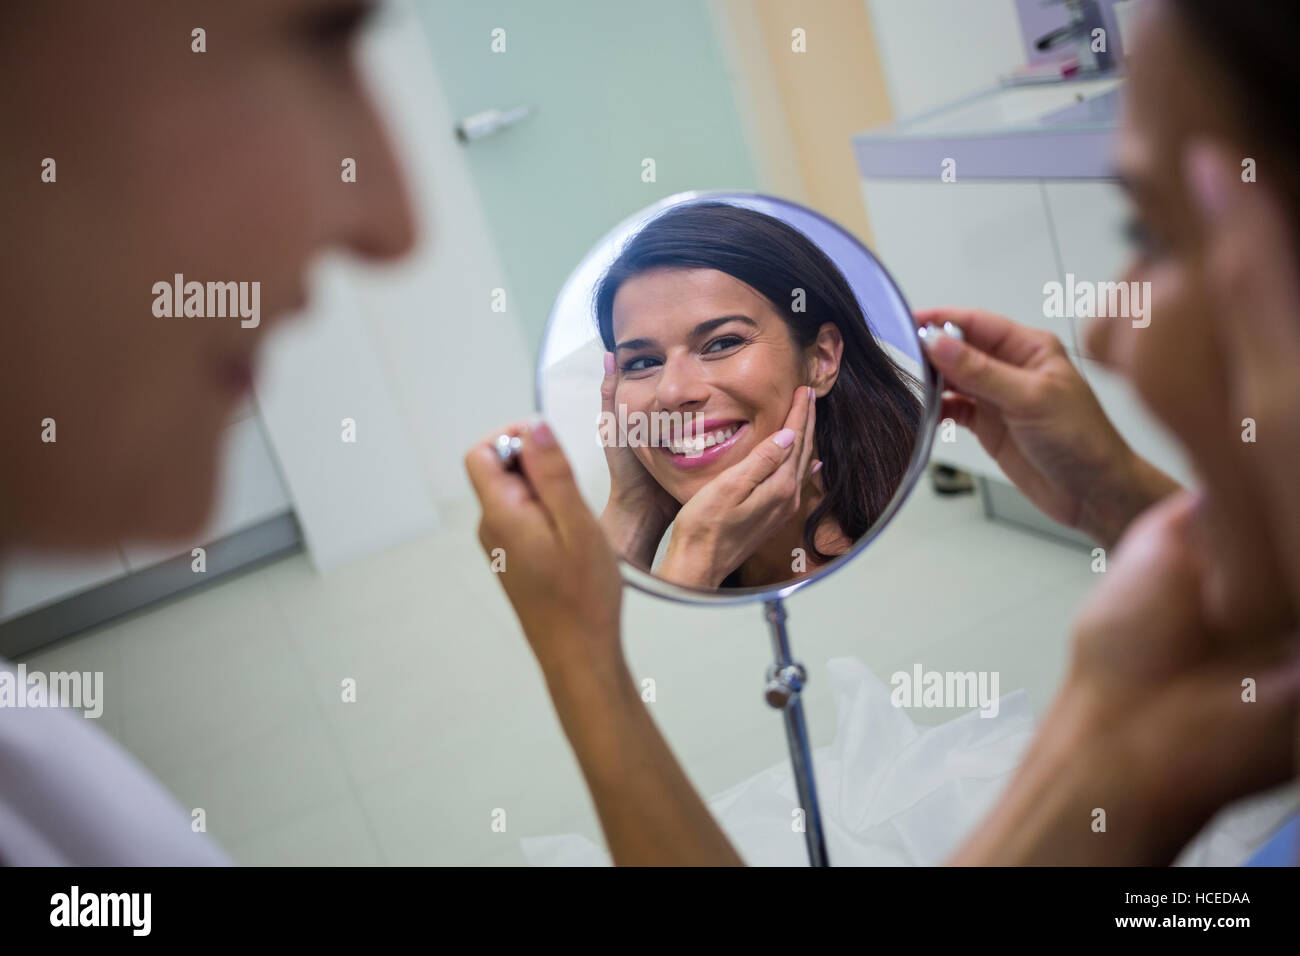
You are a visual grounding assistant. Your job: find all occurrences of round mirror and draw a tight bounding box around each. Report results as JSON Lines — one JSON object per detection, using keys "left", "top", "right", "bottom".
{"left": 537, "top": 191, "right": 939, "bottom": 604}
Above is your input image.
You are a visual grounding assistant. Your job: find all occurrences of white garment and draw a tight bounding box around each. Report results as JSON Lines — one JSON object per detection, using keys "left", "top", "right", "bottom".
{"left": 522, "top": 657, "right": 1036, "bottom": 866}
{"left": 522, "top": 657, "right": 1300, "bottom": 867}
{"left": 0, "top": 659, "right": 230, "bottom": 866}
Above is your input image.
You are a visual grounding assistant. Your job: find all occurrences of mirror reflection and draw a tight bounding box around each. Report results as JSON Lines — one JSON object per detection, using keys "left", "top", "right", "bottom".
{"left": 540, "top": 194, "right": 933, "bottom": 593}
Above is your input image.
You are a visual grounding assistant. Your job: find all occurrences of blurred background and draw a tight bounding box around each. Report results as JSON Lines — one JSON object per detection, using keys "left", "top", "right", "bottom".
{"left": 8, "top": 0, "right": 1286, "bottom": 865}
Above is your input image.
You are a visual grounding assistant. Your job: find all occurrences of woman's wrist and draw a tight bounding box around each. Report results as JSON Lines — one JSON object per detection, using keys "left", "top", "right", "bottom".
{"left": 657, "top": 534, "right": 722, "bottom": 589}
{"left": 600, "top": 497, "right": 670, "bottom": 570}
{"left": 541, "top": 643, "right": 644, "bottom": 771}
{"left": 1079, "top": 449, "right": 1181, "bottom": 548}
{"left": 952, "top": 679, "right": 1203, "bottom": 865}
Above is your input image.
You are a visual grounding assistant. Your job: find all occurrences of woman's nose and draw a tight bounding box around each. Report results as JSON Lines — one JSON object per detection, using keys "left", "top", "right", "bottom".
{"left": 655, "top": 355, "right": 710, "bottom": 409}
{"left": 334, "top": 89, "right": 419, "bottom": 263}
{"left": 1084, "top": 260, "right": 1142, "bottom": 370}
{"left": 1083, "top": 313, "right": 1116, "bottom": 368}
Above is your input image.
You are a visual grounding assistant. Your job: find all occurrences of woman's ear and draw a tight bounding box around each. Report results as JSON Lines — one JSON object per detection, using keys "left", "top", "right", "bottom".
{"left": 806, "top": 322, "right": 844, "bottom": 396}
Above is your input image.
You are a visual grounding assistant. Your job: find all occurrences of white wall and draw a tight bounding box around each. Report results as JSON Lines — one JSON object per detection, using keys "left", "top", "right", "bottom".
{"left": 257, "top": 0, "right": 534, "bottom": 570}
{"left": 865, "top": 0, "right": 1027, "bottom": 120}
{"left": 354, "top": 1, "right": 534, "bottom": 503}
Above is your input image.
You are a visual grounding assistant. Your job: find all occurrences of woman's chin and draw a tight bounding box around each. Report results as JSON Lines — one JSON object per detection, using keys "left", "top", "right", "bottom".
{"left": 1204, "top": 556, "right": 1297, "bottom": 640}
{"left": 1198, "top": 494, "right": 1298, "bottom": 638}
{"left": 660, "top": 478, "right": 699, "bottom": 507}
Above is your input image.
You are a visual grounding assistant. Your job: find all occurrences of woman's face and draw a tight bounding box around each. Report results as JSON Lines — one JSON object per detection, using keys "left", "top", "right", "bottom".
{"left": 1086, "top": 1, "right": 1295, "bottom": 637}
{"left": 0, "top": 1, "right": 415, "bottom": 551}
{"left": 611, "top": 267, "right": 809, "bottom": 504}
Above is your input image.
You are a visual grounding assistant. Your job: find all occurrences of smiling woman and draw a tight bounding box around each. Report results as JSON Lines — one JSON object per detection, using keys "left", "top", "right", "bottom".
{"left": 590, "top": 201, "right": 923, "bottom": 590}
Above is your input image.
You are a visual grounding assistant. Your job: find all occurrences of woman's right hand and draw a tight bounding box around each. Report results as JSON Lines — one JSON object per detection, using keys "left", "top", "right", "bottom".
{"left": 598, "top": 352, "right": 681, "bottom": 569}
{"left": 953, "top": 490, "right": 1300, "bottom": 865}
{"left": 915, "top": 307, "right": 1179, "bottom": 547}
{"left": 656, "top": 386, "right": 818, "bottom": 589}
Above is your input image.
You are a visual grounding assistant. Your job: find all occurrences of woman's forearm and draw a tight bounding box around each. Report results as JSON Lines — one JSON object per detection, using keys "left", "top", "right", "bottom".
{"left": 599, "top": 501, "right": 668, "bottom": 572}
{"left": 949, "top": 683, "right": 1203, "bottom": 865}
{"left": 1080, "top": 451, "right": 1183, "bottom": 548}
{"left": 542, "top": 647, "right": 744, "bottom": 866}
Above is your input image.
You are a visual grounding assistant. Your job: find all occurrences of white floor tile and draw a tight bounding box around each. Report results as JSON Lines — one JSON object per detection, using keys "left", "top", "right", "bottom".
{"left": 22, "top": 481, "right": 1101, "bottom": 864}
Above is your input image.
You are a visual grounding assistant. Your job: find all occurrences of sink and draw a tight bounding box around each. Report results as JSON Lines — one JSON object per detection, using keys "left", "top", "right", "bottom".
{"left": 897, "top": 77, "right": 1123, "bottom": 137}
{"left": 853, "top": 76, "right": 1125, "bottom": 180}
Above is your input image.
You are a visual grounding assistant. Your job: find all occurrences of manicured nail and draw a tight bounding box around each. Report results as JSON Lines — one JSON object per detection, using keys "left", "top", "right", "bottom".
{"left": 532, "top": 420, "right": 556, "bottom": 447}
{"left": 811, "top": 459, "right": 823, "bottom": 474}
{"left": 919, "top": 323, "right": 961, "bottom": 362}
{"left": 808, "top": 386, "right": 816, "bottom": 403}
{"left": 603, "top": 352, "right": 616, "bottom": 376}
{"left": 773, "top": 428, "right": 796, "bottom": 448}
{"left": 1185, "top": 142, "right": 1229, "bottom": 220}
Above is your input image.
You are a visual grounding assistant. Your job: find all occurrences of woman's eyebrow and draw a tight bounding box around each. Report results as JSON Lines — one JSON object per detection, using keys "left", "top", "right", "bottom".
{"left": 615, "top": 314, "right": 756, "bottom": 352}
{"left": 615, "top": 337, "right": 656, "bottom": 353}
{"left": 690, "top": 314, "right": 757, "bottom": 338}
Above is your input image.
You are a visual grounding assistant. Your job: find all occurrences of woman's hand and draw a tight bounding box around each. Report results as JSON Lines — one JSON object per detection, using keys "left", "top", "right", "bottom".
{"left": 464, "top": 419, "right": 625, "bottom": 678}
{"left": 953, "top": 492, "right": 1300, "bottom": 865}
{"left": 597, "top": 352, "right": 681, "bottom": 570}
{"left": 915, "top": 307, "right": 1178, "bottom": 547}
{"left": 656, "top": 386, "right": 818, "bottom": 589}
{"left": 464, "top": 419, "right": 745, "bottom": 866}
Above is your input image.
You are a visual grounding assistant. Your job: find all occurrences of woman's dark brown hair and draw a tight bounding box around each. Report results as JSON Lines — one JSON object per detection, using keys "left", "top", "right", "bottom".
{"left": 594, "top": 201, "right": 922, "bottom": 565}
{"left": 1174, "top": 1, "right": 1300, "bottom": 228}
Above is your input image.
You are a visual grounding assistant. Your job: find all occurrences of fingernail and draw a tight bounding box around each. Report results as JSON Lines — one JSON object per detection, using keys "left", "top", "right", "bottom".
{"left": 532, "top": 420, "right": 556, "bottom": 447}
{"left": 808, "top": 386, "right": 816, "bottom": 403}
{"left": 603, "top": 352, "right": 616, "bottom": 375}
{"left": 772, "top": 428, "right": 796, "bottom": 448}
{"left": 919, "top": 323, "right": 961, "bottom": 362}
{"left": 811, "top": 459, "right": 823, "bottom": 474}
{"left": 1185, "top": 142, "right": 1229, "bottom": 220}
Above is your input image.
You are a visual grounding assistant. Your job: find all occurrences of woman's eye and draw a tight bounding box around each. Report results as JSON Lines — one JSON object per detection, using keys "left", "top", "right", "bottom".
{"left": 300, "top": 1, "right": 375, "bottom": 58}
{"left": 621, "top": 356, "right": 660, "bottom": 373}
{"left": 1122, "top": 216, "right": 1165, "bottom": 258}
{"left": 703, "top": 335, "right": 745, "bottom": 355}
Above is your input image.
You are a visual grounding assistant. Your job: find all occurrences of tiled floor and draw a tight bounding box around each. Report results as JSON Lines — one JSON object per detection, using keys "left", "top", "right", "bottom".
{"left": 21, "top": 482, "right": 1294, "bottom": 864}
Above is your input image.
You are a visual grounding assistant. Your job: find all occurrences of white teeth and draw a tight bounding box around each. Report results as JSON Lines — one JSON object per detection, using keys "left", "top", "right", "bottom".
{"left": 669, "top": 425, "right": 739, "bottom": 455}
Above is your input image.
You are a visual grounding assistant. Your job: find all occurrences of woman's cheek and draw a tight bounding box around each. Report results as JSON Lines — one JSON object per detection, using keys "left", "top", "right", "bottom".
{"left": 1126, "top": 262, "right": 1206, "bottom": 432}
{"left": 729, "top": 350, "right": 799, "bottom": 426}
{"left": 615, "top": 380, "right": 648, "bottom": 419}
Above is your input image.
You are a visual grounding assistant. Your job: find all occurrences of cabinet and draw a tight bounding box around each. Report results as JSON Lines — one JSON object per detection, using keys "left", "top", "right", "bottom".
{"left": 862, "top": 176, "right": 1194, "bottom": 493}
{"left": 0, "top": 410, "right": 293, "bottom": 637}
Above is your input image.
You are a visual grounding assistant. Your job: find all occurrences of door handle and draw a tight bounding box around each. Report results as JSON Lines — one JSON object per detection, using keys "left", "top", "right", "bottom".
{"left": 454, "top": 105, "right": 534, "bottom": 143}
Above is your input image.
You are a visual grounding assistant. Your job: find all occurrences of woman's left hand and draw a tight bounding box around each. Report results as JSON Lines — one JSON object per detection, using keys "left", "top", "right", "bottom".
{"left": 656, "top": 386, "right": 818, "bottom": 589}
{"left": 954, "top": 491, "right": 1300, "bottom": 864}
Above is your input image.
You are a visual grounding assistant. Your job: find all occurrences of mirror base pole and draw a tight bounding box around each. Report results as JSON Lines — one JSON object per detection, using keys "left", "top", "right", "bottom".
{"left": 763, "top": 598, "right": 830, "bottom": 867}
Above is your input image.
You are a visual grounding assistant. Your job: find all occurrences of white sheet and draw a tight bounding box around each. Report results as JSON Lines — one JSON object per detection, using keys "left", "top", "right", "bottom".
{"left": 522, "top": 656, "right": 1035, "bottom": 866}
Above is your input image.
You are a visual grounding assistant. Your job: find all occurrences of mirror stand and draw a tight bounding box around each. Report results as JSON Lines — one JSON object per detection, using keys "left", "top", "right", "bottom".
{"left": 762, "top": 599, "right": 830, "bottom": 867}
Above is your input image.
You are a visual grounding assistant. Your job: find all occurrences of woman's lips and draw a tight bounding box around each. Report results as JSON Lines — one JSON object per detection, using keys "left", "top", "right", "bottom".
{"left": 659, "top": 422, "right": 749, "bottom": 470}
